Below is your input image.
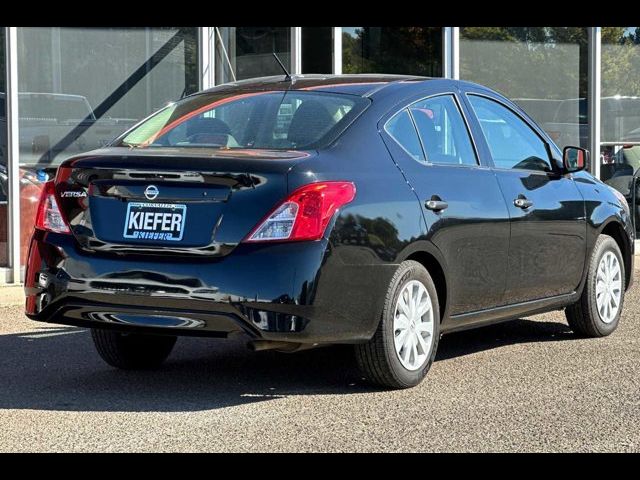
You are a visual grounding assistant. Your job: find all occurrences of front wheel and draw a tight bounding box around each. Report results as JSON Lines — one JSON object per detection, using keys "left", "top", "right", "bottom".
{"left": 91, "top": 329, "right": 177, "bottom": 369}
{"left": 565, "top": 234, "right": 626, "bottom": 337}
{"left": 355, "top": 260, "right": 440, "bottom": 389}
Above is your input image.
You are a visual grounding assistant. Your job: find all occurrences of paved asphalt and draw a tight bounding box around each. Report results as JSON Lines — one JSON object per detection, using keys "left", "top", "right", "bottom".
{"left": 1, "top": 269, "right": 640, "bottom": 452}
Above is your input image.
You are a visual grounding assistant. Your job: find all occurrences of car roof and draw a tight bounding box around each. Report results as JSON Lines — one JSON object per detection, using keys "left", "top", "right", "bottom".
{"left": 200, "top": 74, "right": 431, "bottom": 97}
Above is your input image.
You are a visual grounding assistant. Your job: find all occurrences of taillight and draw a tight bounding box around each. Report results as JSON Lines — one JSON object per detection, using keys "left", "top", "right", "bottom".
{"left": 244, "top": 181, "right": 356, "bottom": 243}
{"left": 35, "top": 181, "right": 70, "bottom": 234}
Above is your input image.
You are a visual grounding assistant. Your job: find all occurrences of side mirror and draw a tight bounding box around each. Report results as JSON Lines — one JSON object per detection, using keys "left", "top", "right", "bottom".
{"left": 563, "top": 146, "right": 589, "bottom": 173}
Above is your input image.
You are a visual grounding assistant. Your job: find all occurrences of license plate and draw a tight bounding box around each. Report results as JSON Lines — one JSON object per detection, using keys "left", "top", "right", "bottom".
{"left": 123, "top": 202, "right": 186, "bottom": 242}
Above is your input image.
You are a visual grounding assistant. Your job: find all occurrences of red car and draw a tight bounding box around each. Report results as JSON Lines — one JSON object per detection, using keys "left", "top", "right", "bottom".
{"left": 0, "top": 166, "right": 43, "bottom": 266}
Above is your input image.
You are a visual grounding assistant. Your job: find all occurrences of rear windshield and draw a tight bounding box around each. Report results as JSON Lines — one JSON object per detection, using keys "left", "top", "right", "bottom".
{"left": 115, "top": 90, "right": 370, "bottom": 150}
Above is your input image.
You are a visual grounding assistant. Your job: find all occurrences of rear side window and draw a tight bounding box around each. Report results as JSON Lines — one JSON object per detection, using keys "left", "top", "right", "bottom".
{"left": 469, "top": 95, "right": 551, "bottom": 172}
{"left": 409, "top": 95, "right": 477, "bottom": 166}
{"left": 116, "top": 90, "right": 369, "bottom": 150}
{"left": 384, "top": 110, "right": 425, "bottom": 162}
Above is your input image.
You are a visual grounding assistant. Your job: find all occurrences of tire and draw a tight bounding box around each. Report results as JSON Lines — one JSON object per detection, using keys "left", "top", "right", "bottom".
{"left": 355, "top": 260, "right": 440, "bottom": 389}
{"left": 91, "top": 328, "right": 177, "bottom": 369}
{"left": 565, "top": 234, "right": 625, "bottom": 337}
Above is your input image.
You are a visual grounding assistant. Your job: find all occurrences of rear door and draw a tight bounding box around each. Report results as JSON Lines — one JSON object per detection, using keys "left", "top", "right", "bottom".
{"left": 463, "top": 92, "right": 587, "bottom": 304}
{"left": 380, "top": 91, "right": 511, "bottom": 315}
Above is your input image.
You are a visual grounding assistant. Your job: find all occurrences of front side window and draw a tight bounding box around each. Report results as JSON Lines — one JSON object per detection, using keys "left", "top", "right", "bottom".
{"left": 409, "top": 95, "right": 477, "bottom": 166}
{"left": 117, "top": 90, "right": 369, "bottom": 151}
{"left": 468, "top": 95, "right": 551, "bottom": 172}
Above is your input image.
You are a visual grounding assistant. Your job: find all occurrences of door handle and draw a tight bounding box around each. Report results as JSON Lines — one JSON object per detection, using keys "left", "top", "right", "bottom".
{"left": 425, "top": 199, "right": 448, "bottom": 211}
{"left": 514, "top": 196, "right": 533, "bottom": 209}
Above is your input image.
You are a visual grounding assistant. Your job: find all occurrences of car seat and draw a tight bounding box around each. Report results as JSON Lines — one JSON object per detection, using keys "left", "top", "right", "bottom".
{"left": 287, "top": 100, "right": 336, "bottom": 147}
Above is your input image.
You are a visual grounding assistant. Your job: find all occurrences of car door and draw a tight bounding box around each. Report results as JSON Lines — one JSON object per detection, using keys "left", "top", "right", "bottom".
{"left": 380, "top": 92, "right": 511, "bottom": 315}
{"left": 464, "top": 92, "right": 587, "bottom": 304}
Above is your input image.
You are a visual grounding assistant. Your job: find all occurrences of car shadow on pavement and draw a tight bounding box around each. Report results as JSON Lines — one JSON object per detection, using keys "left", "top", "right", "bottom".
{"left": 0, "top": 318, "right": 575, "bottom": 413}
{"left": 436, "top": 317, "right": 575, "bottom": 361}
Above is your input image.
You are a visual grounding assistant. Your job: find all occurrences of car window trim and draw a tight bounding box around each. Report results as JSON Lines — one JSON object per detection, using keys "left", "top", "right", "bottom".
{"left": 383, "top": 91, "right": 482, "bottom": 169}
{"left": 465, "top": 92, "right": 559, "bottom": 175}
{"left": 406, "top": 108, "right": 429, "bottom": 162}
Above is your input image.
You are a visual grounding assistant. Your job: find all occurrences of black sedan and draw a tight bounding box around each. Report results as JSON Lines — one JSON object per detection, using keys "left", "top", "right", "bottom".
{"left": 24, "top": 74, "right": 634, "bottom": 389}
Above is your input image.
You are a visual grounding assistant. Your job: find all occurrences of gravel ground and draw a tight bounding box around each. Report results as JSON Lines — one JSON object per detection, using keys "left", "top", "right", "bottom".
{"left": 1, "top": 269, "right": 639, "bottom": 452}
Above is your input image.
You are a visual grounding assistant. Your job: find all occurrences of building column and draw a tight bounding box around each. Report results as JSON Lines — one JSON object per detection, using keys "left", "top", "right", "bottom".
{"left": 291, "top": 27, "right": 302, "bottom": 74}
{"left": 333, "top": 27, "right": 342, "bottom": 75}
{"left": 442, "top": 27, "right": 459, "bottom": 79}
{"left": 5, "top": 27, "right": 21, "bottom": 283}
{"left": 588, "top": 27, "right": 601, "bottom": 179}
{"left": 451, "top": 27, "right": 459, "bottom": 80}
{"left": 199, "top": 27, "right": 215, "bottom": 90}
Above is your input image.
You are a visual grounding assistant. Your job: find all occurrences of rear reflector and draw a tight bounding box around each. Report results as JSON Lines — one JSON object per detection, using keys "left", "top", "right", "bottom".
{"left": 35, "top": 181, "right": 70, "bottom": 234}
{"left": 244, "top": 181, "right": 356, "bottom": 243}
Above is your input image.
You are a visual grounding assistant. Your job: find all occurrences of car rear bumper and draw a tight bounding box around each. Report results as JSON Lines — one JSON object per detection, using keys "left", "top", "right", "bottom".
{"left": 25, "top": 230, "right": 396, "bottom": 344}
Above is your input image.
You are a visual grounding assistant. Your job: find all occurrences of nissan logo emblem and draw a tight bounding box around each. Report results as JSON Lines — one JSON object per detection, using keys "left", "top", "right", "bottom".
{"left": 144, "top": 185, "right": 159, "bottom": 200}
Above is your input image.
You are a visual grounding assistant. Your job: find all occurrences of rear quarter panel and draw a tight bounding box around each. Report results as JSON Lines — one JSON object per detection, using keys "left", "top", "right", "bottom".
{"left": 287, "top": 106, "right": 427, "bottom": 340}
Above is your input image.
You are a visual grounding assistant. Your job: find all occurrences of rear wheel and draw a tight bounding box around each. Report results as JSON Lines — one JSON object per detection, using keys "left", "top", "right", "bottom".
{"left": 91, "top": 329, "right": 177, "bottom": 369}
{"left": 565, "top": 234, "right": 625, "bottom": 337}
{"left": 355, "top": 260, "right": 440, "bottom": 389}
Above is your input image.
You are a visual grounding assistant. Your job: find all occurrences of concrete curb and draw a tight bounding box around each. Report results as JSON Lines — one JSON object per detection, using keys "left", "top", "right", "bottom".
{"left": 0, "top": 285, "right": 24, "bottom": 307}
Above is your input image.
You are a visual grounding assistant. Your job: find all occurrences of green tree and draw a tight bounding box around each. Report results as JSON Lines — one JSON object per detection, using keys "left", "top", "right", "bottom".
{"left": 460, "top": 27, "right": 589, "bottom": 100}
{"left": 602, "top": 27, "right": 640, "bottom": 97}
{"left": 342, "top": 27, "right": 442, "bottom": 77}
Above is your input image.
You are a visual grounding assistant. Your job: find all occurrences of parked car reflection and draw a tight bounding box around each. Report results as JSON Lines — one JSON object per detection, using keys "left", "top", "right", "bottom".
{"left": 0, "top": 92, "right": 137, "bottom": 167}
{"left": 514, "top": 95, "right": 640, "bottom": 151}
{"left": 598, "top": 142, "right": 640, "bottom": 235}
{"left": 0, "top": 164, "right": 43, "bottom": 265}
{"left": 0, "top": 90, "right": 141, "bottom": 267}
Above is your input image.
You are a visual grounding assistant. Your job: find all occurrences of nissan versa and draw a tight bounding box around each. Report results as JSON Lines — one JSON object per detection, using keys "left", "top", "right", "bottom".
{"left": 24, "top": 75, "right": 634, "bottom": 389}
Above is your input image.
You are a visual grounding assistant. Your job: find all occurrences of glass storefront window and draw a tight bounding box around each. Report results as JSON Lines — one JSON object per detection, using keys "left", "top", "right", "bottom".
{"left": 1, "top": 27, "right": 7, "bottom": 267}
{"left": 460, "top": 27, "right": 589, "bottom": 151}
{"left": 342, "top": 27, "right": 442, "bottom": 77}
{"left": 302, "top": 27, "right": 333, "bottom": 74}
{"left": 13, "top": 27, "right": 198, "bottom": 266}
{"left": 600, "top": 27, "right": 640, "bottom": 234}
{"left": 215, "top": 27, "right": 291, "bottom": 84}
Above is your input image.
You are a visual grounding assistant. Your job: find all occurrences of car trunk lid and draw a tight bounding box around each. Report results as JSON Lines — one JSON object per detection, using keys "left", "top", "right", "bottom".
{"left": 55, "top": 147, "right": 311, "bottom": 257}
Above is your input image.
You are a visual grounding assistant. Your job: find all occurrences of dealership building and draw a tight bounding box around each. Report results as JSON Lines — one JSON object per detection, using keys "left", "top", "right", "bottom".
{"left": 1, "top": 26, "right": 638, "bottom": 284}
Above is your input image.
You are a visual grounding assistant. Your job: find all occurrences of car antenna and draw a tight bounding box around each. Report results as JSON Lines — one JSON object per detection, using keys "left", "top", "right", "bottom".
{"left": 272, "top": 52, "right": 295, "bottom": 84}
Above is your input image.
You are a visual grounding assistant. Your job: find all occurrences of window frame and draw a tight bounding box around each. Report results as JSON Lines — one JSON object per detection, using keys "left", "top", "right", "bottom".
{"left": 465, "top": 92, "right": 558, "bottom": 175}
{"left": 383, "top": 91, "right": 481, "bottom": 169}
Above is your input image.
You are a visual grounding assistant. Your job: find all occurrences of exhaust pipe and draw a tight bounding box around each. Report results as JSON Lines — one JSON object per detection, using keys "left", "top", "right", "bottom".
{"left": 247, "top": 340, "right": 320, "bottom": 352}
